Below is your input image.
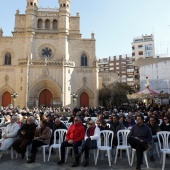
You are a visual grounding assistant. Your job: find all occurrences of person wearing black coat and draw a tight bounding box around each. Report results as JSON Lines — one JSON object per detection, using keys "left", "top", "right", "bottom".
{"left": 12, "top": 116, "right": 37, "bottom": 158}
{"left": 160, "top": 116, "right": 170, "bottom": 131}
{"left": 50, "top": 118, "right": 67, "bottom": 145}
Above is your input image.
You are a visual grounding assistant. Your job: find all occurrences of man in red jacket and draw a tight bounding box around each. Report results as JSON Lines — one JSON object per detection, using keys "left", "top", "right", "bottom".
{"left": 58, "top": 116, "right": 85, "bottom": 167}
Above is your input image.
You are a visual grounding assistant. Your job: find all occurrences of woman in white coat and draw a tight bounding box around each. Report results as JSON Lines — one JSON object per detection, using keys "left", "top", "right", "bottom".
{"left": 0, "top": 116, "right": 20, "bottom": 153}
{"left": 80, "top": 119, "right": 100, "bottom": 167}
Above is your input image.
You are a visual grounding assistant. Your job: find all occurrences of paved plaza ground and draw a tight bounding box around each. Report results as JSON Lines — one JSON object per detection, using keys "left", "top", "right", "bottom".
{"left": 0, "top": 150, "right": 169, "bottom": 170}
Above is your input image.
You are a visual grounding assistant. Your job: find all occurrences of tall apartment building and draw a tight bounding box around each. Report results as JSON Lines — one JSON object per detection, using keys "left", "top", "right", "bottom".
{"left": 98, "top": 55, "right": 135, "bottom": 90}
{"left": 132, "top": 34, "right": 155, "bottom": 61}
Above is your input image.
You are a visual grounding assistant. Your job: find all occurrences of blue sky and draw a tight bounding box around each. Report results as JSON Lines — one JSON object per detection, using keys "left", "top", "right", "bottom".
{"left": 0, "top": 0, "right": 170, "bottom": 58}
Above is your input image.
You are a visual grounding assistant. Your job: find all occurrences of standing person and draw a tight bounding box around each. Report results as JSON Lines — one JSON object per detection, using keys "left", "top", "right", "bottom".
{"left": 58, "top": 116, "right": 85, "bottom": 167}
{"left": 27, "top": 120, "right": 51, "bottom": 163}
{"left": 128, "top": 114, "right": 152, "bottom": 170}
{"left": 0, "top": 116, "right": 20, "bottom": 154}
{"left": 79, "top": 119, "right": 100, "bottom": 167}
{"left": 12, "top": 116, "right": 37, "bottom": 158}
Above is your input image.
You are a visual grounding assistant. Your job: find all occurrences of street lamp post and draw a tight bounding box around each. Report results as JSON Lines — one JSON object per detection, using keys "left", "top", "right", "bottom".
{"left": 71, "top": 93, "right": 78, "bottom": 108}
{"left": 11, "top": 92, "right": 18, "bottom": 108}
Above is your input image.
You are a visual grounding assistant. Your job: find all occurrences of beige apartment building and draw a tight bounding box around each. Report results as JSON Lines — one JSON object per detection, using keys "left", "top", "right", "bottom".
{"left": 0, "top": 0, "right": 98, "bottom": 108}
{"left": 98, "top": 55, "right": 135, "bottom": 90}
{"left": 132, "top": 34, "right": 155, "bottom": 61}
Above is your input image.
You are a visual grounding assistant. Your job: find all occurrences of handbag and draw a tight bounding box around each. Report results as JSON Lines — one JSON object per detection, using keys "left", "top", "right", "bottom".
{"left": 85, "top": 138, "right": 97, "bottom": 149}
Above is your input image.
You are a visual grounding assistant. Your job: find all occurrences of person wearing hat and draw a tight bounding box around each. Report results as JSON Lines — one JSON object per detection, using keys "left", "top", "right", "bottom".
{"left": 79, "top": 120, "right": 100, "bottom": 167}
{"left": 0, "top": 116, "right": 20, "bottom": 155}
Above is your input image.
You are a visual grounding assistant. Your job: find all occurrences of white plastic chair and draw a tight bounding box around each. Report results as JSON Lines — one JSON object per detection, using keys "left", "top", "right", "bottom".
{"left": 106, "top": 123, "right": 110, "bottom": 129}
{"left": 84, "top": 117, "right": 90, "bottom": 121}
{"left": 91, "top": 117, "right": 97, "bottom": 122}
{"left": 157, "top": 131, "right": 170, "bottom": 170}
{"left": 95, "top": 130, "right": 114, "bottom": 166}
{"left": 130, "top": 148, "right": 149, "bottom": 168}
{"left": 66, "top": 122, "right": 72, "bottom": 129}
{"left": 61, "top": 120, "right": 68, "bottom": 125}
{"left": 114, "top": 129, "right": 131, "bottom": 165}
{"left": 41, "top": 129, "right": 52, "bottom": 162}
{"left": 48, "top": 129, "right": 67, "bottom": 161}
{"left": 155, "top": 142, "right": 160, "bottom": 158}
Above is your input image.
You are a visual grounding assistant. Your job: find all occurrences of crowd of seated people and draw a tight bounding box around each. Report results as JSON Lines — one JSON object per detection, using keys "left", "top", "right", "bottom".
{"left": 0, "top": 104, "right": 170, "bottom": 167}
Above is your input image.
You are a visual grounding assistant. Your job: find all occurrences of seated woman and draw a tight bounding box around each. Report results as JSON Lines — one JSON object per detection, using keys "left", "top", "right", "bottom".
{"left": 27, "top": 120, "right": 51, "bottom": 163}
{"left": 12, "top": 116, "right": 37, "bottom": 158}
{"left": 0, "top": 116, "right": 20, "bottom": 155}
{"left": 79, "top": 120, "right": 100, "bottom": 167}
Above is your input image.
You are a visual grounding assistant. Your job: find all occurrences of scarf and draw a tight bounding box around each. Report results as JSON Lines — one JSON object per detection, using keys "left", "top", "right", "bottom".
{"left": 87, "top": 125, "right": 96, "bottom": 137}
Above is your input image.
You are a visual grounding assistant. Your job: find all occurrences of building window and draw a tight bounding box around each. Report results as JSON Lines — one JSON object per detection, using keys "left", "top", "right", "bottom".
{"left": 4, "top": 52, "right": 11, "bottom": 65}
{"left": 37, "top": 19, "right": 43, "bottom": 28}
{"left": 138, "top": 45, "right": 143, "bottom": 49}
{"left": 81, "top": 53, "right": 87, "bottom": 66}
{"left": 45, "top": 19, "right": 50, "bottom": 29}
{"left": 53, "top": 19, "right": 58, "bottom": 29}
{"left": 139, "top": 51, "right": 143, "bottom": 55}
{"left": 145, "top": 44, "right": 152, "bottom": 50}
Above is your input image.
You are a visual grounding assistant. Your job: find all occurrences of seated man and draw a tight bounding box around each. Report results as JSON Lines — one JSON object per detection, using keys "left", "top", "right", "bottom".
{"left": 58, "top": 116, "right": 85, "bottom": 167}
{"left": 0, "top": 116, "right": 20, "bottom": 155}
{"left": 80, "top": 119, "right": 100, "bottom": 167}
{"left": 50, "top": 118, "right": 67, "bottom": 145}
{"left": 27, "top": 120, "right": 51, "bottom": 163}
{"left": 110, "top": 115, "right": 124, "bottom": 146}
{"left": 128, "top": 114, "right": 152, "bottom": 170}
{"left": 12, "top": 116, "right": 37, "bottom": 158}
{"left": 147, "top": 116, "right": 160, "bottom": 161}
{"left": 124, "top": 115, "right": 136, "bottom": 129}
{"left": 0, "top": 115, "right": 11, "bottom": 127}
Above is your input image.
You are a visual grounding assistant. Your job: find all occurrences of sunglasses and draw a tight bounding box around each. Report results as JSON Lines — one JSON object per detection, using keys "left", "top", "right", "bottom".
{"left": 163, "top": 119, "right": 168, "bottom": 120}
{"left": 74, "top": 119, "right": 78, "bottom": 121}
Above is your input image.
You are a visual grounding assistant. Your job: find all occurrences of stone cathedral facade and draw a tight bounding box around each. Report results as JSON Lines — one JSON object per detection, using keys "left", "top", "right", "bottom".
{"left": 0, "top": 0, "right": 98, "bottom": 108}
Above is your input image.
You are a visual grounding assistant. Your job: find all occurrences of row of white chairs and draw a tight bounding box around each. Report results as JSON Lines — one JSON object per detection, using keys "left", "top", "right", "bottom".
{"left": 1, "top": 125, "right": 170, "bottom": 169}
{"left": 47, "top": 129, "right": 170, "bottom": 170}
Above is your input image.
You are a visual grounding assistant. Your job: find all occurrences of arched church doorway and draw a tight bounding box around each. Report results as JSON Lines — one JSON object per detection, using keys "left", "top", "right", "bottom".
{"left": 39, "top": 89, "right": 52, "bottom": 107}
{"left": 2, "top": 91, "right": 11, "bottom": 107}
{"left": 80, "top": 92, "right": 89, "bottom": 107}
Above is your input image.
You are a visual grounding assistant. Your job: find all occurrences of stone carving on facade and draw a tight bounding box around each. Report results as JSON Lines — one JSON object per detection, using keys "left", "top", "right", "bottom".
{"left": 77, "top": 68, "right": 93, "bottom": 73}
{"left": 83, "top": 77, "right": 87, "bottom": 86}
{"left": 4, "top": 75, "right": 9, "bottom": 82}
{"left": 18, "top": 59, "right": 75, "bottom": 67}
{"left": 42, "top": 67, "right": 49, "bottom": 77}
